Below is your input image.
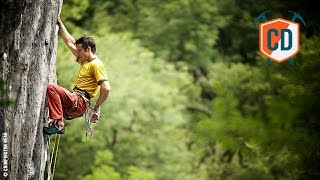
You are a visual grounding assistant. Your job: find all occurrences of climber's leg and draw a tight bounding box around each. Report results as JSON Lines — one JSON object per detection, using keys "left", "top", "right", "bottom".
{"left": 47, "top": 83, "right": 79, "bottom": 118}
{"left": 44, "top": 83, "right": 76, "bottom": 135}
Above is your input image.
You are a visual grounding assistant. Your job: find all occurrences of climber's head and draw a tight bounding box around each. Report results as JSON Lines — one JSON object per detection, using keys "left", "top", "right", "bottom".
{"left": 75, "top": 36, "right": 96, "bottom": 62}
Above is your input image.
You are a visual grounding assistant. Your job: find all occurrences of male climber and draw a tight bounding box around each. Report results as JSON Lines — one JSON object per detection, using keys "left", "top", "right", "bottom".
{"left": 43, "top": 17, "right": 111, "bottom": 135}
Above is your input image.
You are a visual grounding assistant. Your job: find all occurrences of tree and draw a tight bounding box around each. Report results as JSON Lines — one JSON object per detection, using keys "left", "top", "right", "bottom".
{"left": 84, "top": 0, "right": 231, "bottom": 77}
{"left": 0, "top": 1, "right": 62, "bottom": 179}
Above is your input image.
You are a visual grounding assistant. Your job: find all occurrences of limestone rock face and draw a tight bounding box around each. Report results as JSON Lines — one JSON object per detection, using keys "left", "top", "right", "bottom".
{"left": 0, "top": 1, "right": 62, "bottom": 179}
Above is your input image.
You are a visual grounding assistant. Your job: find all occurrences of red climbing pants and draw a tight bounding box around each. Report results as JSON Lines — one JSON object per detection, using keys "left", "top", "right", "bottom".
{"left": 46, "top": 83, "right": 87, "bottom": 120}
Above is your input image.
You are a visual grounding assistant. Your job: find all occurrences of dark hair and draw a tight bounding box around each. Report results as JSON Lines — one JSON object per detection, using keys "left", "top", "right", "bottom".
{"left": 75, "top": 36, "right": 96, "bottom": 53}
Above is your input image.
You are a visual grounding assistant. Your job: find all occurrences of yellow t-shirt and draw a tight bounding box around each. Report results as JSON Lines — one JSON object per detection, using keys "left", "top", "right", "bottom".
{"left": 74, "top": 58, "right": 108, "bottom": 98}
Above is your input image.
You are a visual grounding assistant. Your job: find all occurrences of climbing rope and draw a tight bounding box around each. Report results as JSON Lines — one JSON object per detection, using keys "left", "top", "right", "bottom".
{"left": 52, "top": 134, "right": 60, "bottom": 178}
{"left": 85, "top": 106, "right": 95, "bottom": 138}
{"left": 74, "top": 89, "right": 95, "bottom": 139}
{"left": 47, "top": 134, "right": 61, "bottom": 180}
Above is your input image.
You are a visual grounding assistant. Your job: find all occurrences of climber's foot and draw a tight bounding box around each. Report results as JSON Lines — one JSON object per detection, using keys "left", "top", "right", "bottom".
{"left": 43, "top": 125, "right": 64, "bottom": 135}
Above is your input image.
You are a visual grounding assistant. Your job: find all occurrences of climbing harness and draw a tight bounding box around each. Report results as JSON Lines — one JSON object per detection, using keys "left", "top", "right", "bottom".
{"left": 73, "top": 89, "right": 99, "bottom": 139}
{"left": 47, "top": 134, "right": 61, "bottom": 180}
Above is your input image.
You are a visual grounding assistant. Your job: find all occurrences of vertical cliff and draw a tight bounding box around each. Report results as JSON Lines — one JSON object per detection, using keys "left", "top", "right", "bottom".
{"left": 0, "top": 0, "right": 62, "bottom": 179}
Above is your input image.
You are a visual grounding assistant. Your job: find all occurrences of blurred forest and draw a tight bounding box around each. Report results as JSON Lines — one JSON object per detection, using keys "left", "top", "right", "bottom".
{"left": 54, "top": 0, "right": 320, "bottom": 179}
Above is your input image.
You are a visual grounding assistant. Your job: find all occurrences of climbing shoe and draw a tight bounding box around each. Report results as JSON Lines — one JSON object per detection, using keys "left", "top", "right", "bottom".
{"left": 43, "top": 125, "right": 65, "bottom": 135}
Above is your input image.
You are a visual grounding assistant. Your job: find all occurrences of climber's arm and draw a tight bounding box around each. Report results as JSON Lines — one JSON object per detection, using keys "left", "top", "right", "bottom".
{"left": 91, "top": 81, "right": 111, "bottom": 122}
{"left": 94, "top": 80, "right": 111, "bottom": 111}
{"left": 57, "top": 16, "right": 78, "bottom": 58}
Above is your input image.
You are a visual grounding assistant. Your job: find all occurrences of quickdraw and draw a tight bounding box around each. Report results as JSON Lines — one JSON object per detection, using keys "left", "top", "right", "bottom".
{"left": 73, "top": 89, "right": 96, "bottom": 139}
{"left": 84, "top": 106, "right": 95, "bottom": 138}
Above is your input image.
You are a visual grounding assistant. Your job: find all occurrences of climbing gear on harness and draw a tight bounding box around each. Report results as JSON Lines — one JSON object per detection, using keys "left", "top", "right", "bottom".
{"left": 73, "top": 87, "right": 91, "bottom": 100}
{"left": 73, "top": 88, "right": 100, "bottom": 138}
{"left": 84, "top": 105, "right": 101, "bottom": 138}
{"left": 84, "top": 106, "right": 95, "bottom": 138}
{"left": 47, "top": 133, "right": 61, "bottom": 180}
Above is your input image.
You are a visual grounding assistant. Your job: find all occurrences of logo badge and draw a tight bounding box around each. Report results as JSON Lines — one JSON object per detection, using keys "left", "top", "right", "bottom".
{"left": 255, "top": 11, "right": 306, "bottom": 63}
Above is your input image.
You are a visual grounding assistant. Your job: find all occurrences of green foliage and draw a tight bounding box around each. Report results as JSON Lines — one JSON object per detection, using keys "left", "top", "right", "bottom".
{"left": 82, "top": 166, "right": 121, "bottom": 180}
{"left": 127, "top": 166, "right": 156, "bottom": 180}
{"left": 61, "top": 0, "right": 89, "bottom": 25}
{"left": 82, "top": 150, "right": 120, "bottom": 180}
{"left": 88, "top": 0, "right": 233, "bottom": 74}
{"left": 195, "top": 63, "right": 270, "bottom": 164}
{"left": 94, "top": 150, "right": 114, "bottom": 166}
{"left": 192, "top": 61, "right": 317, "bottom": 179}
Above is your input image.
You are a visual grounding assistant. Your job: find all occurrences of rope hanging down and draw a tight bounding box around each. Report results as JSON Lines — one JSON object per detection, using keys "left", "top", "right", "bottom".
{"left": 47, "top": 134, "right": 61, "bottom": 180}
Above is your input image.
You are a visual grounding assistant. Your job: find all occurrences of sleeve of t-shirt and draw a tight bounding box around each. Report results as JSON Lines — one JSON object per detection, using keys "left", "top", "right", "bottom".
{"left": 91, "top": 62, "right": 109, "bottom": 84}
